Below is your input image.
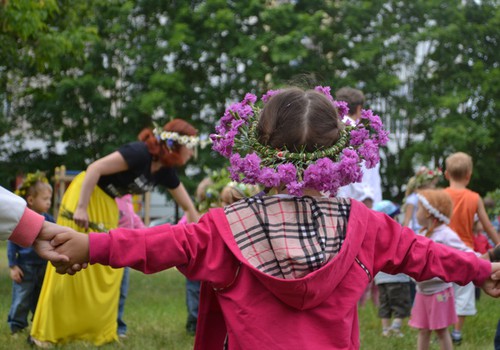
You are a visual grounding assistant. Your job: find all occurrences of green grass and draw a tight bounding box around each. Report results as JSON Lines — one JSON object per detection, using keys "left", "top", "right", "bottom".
{"left": 0, "top": 241, "right": 497, "bottom": 349}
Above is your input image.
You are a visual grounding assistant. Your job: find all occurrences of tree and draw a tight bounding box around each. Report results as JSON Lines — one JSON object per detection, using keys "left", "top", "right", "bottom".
{"left": 1, "top": 0, "right": 499, "bottom": 200}
{"left": 0, "top": 0, "right": 97, "bottom": 186}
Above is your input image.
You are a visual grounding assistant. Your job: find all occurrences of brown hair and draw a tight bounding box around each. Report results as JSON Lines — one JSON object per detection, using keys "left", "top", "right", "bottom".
{"left": 138, "top": 118, "right": 197, "bottom": 167}
{"left": 445, "top": 152, "right": 473, "bottom": 181}
{"left": 335, "top": 87, "right": 365, "bottom": 117}
{"left": 418, "top": 189, "right": 453, "bottom": 237}
{"left": 257, "top": 88, "right": 343, "bottom": 153}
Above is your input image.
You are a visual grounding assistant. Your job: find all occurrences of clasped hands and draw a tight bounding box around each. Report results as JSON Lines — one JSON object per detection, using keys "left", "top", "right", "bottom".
{"left": 33, "top": 221, "right": 89, "bottom": 274}
{"left": 34, "top": 222, "right": 500, "bottom": 298}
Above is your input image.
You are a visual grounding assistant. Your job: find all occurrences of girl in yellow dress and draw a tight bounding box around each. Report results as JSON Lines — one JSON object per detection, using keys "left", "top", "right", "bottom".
{"left": 30, "top": 119, "right": 200, "bottom": 346}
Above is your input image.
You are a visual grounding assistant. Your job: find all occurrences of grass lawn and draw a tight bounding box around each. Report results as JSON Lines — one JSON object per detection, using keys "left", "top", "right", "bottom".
{"left": 0, "top": 241, "right": 497, "bottom": 349}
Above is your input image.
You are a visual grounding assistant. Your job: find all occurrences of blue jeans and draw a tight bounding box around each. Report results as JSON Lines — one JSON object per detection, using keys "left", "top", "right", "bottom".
{"left": 7, "top": 263, "right": 46, "bottom": 333}
{"left": 117, "top": 267, "right": 129, "bottom": 335}
{"left": 185, "top": 279, "right": 201, "bottom": 327}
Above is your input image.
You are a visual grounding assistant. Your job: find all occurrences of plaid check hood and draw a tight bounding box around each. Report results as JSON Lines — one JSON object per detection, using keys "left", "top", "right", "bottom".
{"left": 222, "top": 195, "right": 353, "bottom": 310}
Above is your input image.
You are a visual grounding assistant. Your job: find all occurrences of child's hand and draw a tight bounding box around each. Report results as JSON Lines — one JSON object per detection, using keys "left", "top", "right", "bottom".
{"left": 9, "top": 265, "right": 23, "bottom": 283}
{"left": 51, "top": 231, "right": 90, "bottom": 274}
{"left": 482, "top": 262, "right": 500, "bottom": 297}
{"left": 33, "top": 221, "right": 71, "bottom": 264}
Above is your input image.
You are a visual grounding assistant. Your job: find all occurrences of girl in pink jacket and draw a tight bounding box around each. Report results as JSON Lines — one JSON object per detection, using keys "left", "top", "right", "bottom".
{"left": 52, "top": 87, "right": 500, "bottom": 350}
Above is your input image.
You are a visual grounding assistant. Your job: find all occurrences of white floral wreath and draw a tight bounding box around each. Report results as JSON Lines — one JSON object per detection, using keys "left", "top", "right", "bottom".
{"left": 417, "top": 193, "right": 450, "bottom": 225}
{"left": 153, "top": 126, "right": 211, "bottom": 150}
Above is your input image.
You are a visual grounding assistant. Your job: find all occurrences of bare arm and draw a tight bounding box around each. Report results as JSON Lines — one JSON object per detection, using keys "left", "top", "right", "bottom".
{"left": 73, "top": 151, "right": 129, "bottom": 229}
{"left": 477, "top": 197, "right": 500, "bottom": 245}
{"left": 168, "top": 183, "right": 200, "bottom": 223}
{"left": 401, "top": 203, "right": 414, "bottom": 227}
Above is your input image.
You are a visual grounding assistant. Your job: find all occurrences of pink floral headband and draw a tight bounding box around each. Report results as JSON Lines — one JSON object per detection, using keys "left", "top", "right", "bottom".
{"left": 210, "top": 86, "right": 389, "bottom": 197}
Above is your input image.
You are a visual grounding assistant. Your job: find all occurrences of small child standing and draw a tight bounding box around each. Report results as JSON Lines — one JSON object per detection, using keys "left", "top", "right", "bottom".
{"left": 444, "top": 152, "right": 500, "bottom": 344}
{"left": 409, "top": 189, "right": 476, "bottom": 350}
{"left": 373, "top": 200, "right": 411, "bottom": 337}
{"left": 7, "top": 172, "right": 54, "bottom": 334}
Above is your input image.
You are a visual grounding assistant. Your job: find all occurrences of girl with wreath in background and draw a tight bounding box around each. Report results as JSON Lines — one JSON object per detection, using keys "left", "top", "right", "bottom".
{"left": 50, "top": 87, "right": 500, "bottom": 350}
{"left": 184, "top": 169, "right": 261, "bottom": 335}
{"left": 402, "top": 166, "right": 442, "bottom": 232}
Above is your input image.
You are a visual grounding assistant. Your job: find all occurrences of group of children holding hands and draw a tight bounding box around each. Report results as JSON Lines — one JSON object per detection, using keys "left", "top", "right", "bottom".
{"left": 2, "top": 85, "right": 500, "bottom": 350}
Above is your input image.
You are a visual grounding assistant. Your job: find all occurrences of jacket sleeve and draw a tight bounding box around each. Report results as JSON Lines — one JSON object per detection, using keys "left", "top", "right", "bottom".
{"left": 89, "top": 209, "right": 238, "bottom": 284}
{"left": 0, "top": 186, "right": 45, "bottom": 247}
{"left": 370, "top": 211, "right": 491, "bottom": 287}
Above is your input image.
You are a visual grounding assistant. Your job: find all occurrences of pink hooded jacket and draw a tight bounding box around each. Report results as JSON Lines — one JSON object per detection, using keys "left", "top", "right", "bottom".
{"left": 90, "top": 198, "right": 491, "bottom": 350}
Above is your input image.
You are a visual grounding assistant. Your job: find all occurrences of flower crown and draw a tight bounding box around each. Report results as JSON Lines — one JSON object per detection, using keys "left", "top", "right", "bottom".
{"left": 196, "top": 168, "right": 231, "bottom": 213}
{"left": 225, "top": 181, "right": 261, "bottom": 198}
{"left": 417, "top": 193, "right": 450, "bottom": 225}
{"left": 15, "top": 171, "right": 49, "bottom": 198}
{"left": 210, "top": 86, "right": 389, "bottom": 196}
{"left": 153, "top": 124, "right": 211, "bottom": 150}
{"left": 406, "top": 166, "right": 442, "bottom": 195}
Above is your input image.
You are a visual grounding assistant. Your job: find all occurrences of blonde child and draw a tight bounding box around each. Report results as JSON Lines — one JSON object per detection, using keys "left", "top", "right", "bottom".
{"left": 49, "top": 87, "right": 500, "bottom": 350}
{"left": 408, "top": 189, "right": 478, "bottom": 350}
{"left": 444, "top": 152, "right": 500, "bottom": 344}
{"left": 8, "top": 172, "right": 54, "bottom": 335}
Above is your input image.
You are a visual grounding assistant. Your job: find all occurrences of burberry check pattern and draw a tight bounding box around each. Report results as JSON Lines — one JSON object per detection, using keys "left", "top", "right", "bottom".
{"left": 224, "top": 196, "right": 350, "bottom": 279}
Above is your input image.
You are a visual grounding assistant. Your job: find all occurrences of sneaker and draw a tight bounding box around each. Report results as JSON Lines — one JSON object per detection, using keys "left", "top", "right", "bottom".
{"left": 186, "top": 321, "right": 197, "bottom": 336}
{"left": 118, "top": 333, "right": 128, "bottom": 339}
{"left": 27, "top": 336, "right": 53, "bottom": 348}
{"left": 382, "top": 329, "right": 390, "bottom": 337}
{"left": 451, "top": 331, "right": 462, "bottom": 345}
{"left": 390, "top": 328, "right": 404, "bottom": 338}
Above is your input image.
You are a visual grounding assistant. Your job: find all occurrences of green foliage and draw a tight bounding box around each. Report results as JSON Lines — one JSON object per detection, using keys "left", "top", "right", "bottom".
{"left": 485, "top": 189, "right": 500, "bottom": 217}
{"left": 0, "top": 0, "right": 499, "bottom": 200}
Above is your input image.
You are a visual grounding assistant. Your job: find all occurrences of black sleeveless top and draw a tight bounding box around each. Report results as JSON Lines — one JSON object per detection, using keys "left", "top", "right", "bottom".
{"left": 97, "top": 142, "right": 180, "bottom": 198}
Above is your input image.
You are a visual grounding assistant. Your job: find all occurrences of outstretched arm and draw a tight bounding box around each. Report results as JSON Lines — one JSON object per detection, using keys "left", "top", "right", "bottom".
{"left": 0, "top": 187, "right": 74, "bottom": 265}
{"left": 401, "top": 203, "right": 414, "bottom": 227}
{"left": 168, "top": 183, "right": 200, "bottom": 223}
{"left": 53, "top": 210, "right": 238, "bottom": 285}
{"left": 0, "top": 186, "right": 44, "bottom": 245}
{"left": 477, "top": 197, "right": 500, "bottom": 245}
{"left": 73, "top": 152, "right": 129, "bottom": 229}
